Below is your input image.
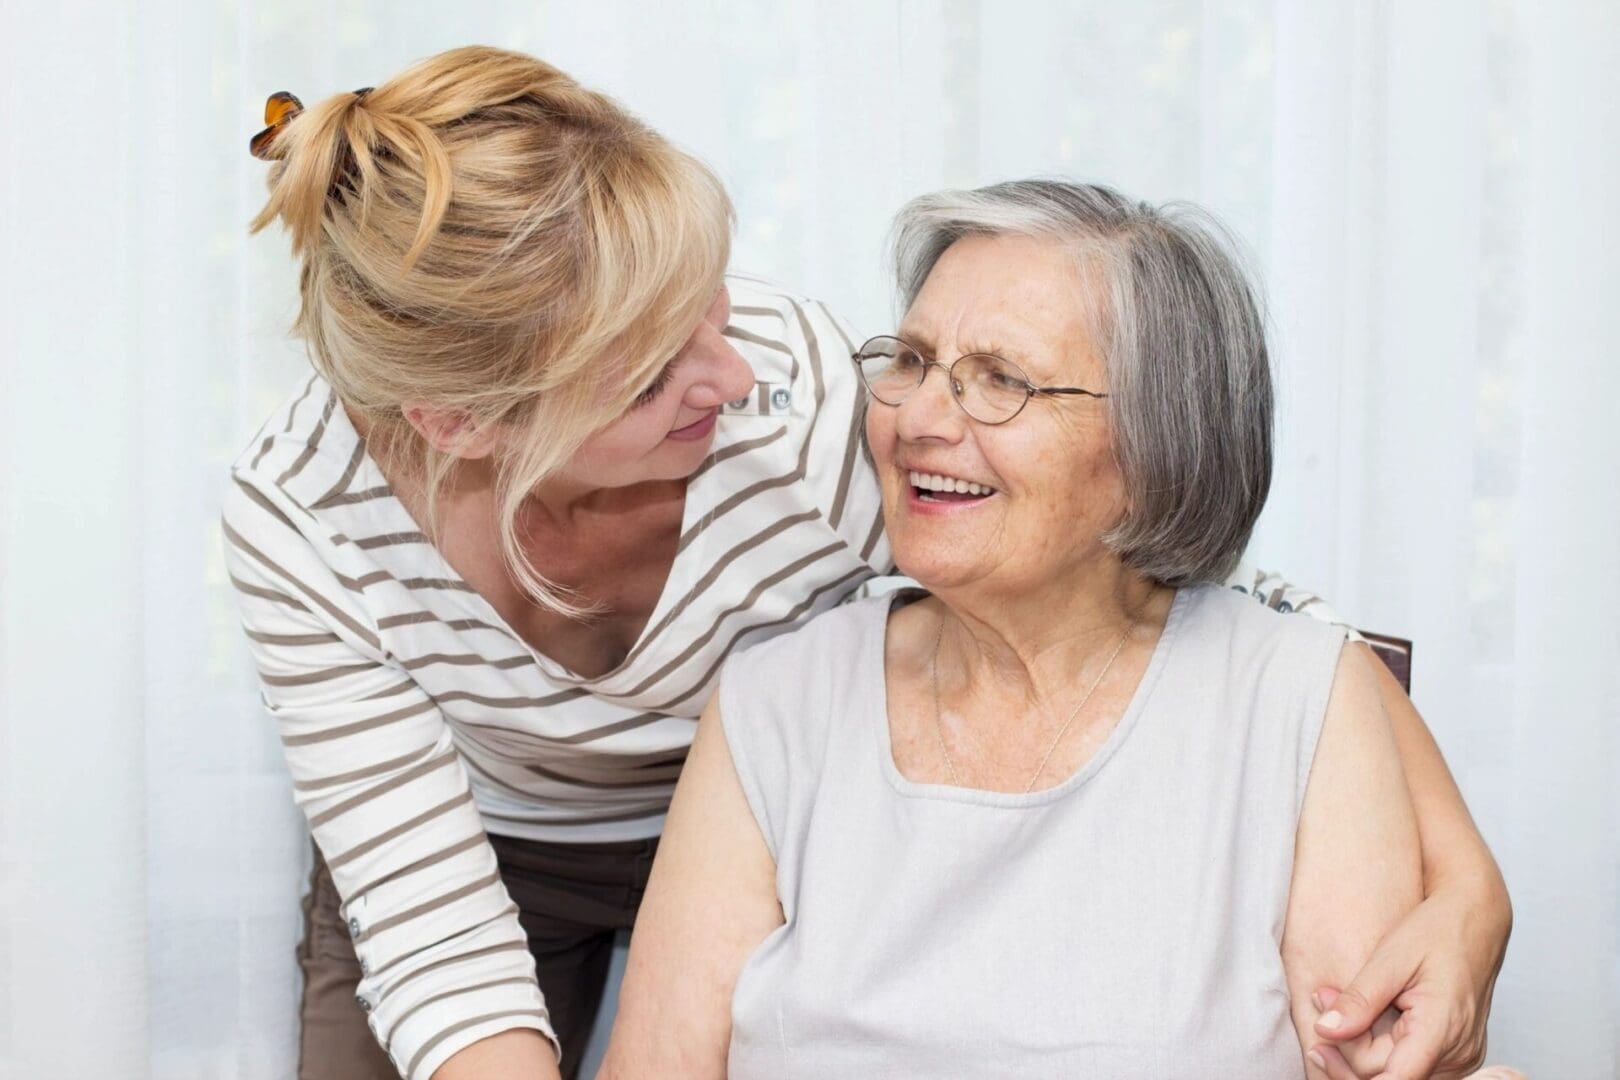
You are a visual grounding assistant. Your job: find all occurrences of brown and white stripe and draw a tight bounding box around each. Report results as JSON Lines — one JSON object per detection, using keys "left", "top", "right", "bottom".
{"left": 221, "top": 276, "right": 890, "bottom": 1080}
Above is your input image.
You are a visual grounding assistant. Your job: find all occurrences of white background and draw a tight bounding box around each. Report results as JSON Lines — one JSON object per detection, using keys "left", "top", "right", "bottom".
{"left": 2, "top": 1, "right": 1616, "bottom": 1077}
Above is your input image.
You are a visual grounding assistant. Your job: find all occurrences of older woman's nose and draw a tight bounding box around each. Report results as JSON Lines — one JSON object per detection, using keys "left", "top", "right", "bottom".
{"left": 893, "top": 365, "right": 965, "bottom": 442}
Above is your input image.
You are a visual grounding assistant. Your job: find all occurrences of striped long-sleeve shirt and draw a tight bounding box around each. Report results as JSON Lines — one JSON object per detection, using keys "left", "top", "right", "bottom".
{"left": 223, "top": 277, "right": 890, "bottom": 1079}
{"left": 223, "top": 274, "right": 1348, "bottom": 1079}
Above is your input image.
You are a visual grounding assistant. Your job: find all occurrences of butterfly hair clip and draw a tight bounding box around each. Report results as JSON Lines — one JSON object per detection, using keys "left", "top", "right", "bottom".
{"left": 249, "top": 91, "right": 305, "bottom": 161}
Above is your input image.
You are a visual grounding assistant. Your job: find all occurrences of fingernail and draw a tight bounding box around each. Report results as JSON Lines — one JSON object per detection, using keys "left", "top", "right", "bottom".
{"left": 1311, "top": 991, "right": 1323, "bottom": 1012}
{"left": 1307, "top": 1048, "right": 1326, "bottom": 1069}
{"left": 1316, "top": 1010, "right": 1343, "bottom": 1031}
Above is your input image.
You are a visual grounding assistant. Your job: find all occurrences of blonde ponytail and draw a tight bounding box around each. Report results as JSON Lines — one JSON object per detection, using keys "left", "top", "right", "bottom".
{"left": 250, "top": 46, "right": 733, "bottom": 616}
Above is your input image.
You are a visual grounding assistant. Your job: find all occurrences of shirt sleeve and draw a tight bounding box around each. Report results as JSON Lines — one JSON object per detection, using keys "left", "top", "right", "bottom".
{"left": 1222, "top": 561, "right": 1367, "bottom": 643}
{"left": 222, "top": 471, "right": 559, "bottom": 1080}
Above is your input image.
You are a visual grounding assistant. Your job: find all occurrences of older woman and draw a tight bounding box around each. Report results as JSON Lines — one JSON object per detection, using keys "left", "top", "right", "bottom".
{"left": 601, "top": 181, "right": 1513, "bottom": 1079}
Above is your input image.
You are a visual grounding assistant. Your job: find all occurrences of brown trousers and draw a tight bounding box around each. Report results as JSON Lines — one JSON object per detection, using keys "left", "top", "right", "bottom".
{"left": 296, "top": 832, "right": 659, "bottom": 1080}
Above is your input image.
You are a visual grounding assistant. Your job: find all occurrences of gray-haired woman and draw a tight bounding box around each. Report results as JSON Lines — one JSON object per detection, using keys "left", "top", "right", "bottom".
{"left": 601, "top": 182, "right": 1520, "bottom": 1079}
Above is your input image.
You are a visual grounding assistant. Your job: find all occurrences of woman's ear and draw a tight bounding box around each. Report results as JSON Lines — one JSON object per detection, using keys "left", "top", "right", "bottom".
{"left": 402, "top": 404, "right": 501, "bottom": 459}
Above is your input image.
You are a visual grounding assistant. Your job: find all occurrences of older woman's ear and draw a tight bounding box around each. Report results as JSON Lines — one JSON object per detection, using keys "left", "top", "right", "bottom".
{"left": 402, "top": 404, "right": 501, "bottom": 459}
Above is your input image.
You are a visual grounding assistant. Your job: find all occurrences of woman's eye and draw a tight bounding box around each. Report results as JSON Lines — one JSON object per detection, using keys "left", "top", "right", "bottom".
{"left": 633, "top": 362, "right": 677, "bottom": 407}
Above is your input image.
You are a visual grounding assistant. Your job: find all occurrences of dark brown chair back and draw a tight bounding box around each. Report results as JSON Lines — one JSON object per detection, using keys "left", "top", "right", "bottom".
{"left": 1359, "top": 631, "right": 1413, "bottom": 694}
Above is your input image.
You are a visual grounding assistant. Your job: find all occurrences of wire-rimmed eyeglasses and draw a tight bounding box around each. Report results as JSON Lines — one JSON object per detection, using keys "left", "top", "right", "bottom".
{"left": 851, "top": 335, "right": 1108, "bottom": 425}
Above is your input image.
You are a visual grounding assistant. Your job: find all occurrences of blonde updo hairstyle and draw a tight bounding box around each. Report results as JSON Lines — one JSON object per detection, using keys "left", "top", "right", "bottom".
{"left": 251, "top": 45, "right": 733, "bottom": 615}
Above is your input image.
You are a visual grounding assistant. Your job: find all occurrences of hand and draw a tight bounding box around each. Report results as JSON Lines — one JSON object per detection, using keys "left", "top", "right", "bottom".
{"left": 1306, "top": 882, "right": 1510, "bottom": 1079}
{"left": 1308, "top": 1023, "right": 1522, "bottom": 1080}
{"left": 1309, "top": 988, "right": 1527, "bottom": 1080}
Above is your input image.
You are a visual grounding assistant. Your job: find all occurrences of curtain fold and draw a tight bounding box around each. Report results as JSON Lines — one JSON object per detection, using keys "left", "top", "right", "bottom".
{"left": 2, "top": 2, "right": 1613, "bottom": 1076}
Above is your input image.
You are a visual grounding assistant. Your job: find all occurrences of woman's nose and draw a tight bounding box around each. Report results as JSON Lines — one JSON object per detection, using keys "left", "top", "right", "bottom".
{"left": 717, "top": 341, "right": 757, "bottom": 403}
{"left": 686, "top": 339, "right": 756, "bottom": 409}
{"left": 893, "top": 364, "right": 964, "bottom": 442}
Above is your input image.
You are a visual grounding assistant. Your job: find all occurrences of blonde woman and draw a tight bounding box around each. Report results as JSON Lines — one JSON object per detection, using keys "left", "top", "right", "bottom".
{"left": 228, "top": 46, "right": 1508, "bottom": 1080}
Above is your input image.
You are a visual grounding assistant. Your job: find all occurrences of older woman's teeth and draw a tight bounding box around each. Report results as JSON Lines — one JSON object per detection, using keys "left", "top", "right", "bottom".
{"left": 908, "top": 470, "right": 996, "bottom": 499}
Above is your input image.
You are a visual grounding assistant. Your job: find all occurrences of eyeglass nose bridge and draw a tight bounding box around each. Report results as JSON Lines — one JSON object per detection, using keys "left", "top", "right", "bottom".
{"left": 900, "top": 357, "right": 967, "bottom": 414}
{"left": 914, "top": 356, "right": 956, "bottom": 395}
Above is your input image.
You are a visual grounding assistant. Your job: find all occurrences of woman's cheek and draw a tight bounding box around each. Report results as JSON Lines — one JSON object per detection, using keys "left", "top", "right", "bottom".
{"left": 865, "top": 408, "right": 895, "bottom": 466}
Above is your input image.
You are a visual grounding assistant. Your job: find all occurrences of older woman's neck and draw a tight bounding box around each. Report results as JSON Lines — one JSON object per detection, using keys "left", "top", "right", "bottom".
{"left": 935, "top": 561, "right": 1167, "bottom": 692}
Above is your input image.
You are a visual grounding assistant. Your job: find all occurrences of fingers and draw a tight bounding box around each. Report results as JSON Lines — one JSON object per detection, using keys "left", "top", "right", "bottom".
{"left": 1336, "top": 1011, "right": 1399, "bottom": 1076}
{"left": 1366, "top": 1017, "right": 1447, "bottom": 1080}
{"left": 1315, "top": 940, "right": 1412, "bottom": 1042}
{"left": 1310, "top": 987, "right": 1399, "bottom": 1077}
{"left": 1309, "top": 1043, "right": 1367, "bottom": 1080}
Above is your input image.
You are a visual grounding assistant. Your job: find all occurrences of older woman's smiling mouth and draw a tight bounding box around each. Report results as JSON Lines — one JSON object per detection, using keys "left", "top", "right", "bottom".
{"left": 907, "top": 469, "right": 998, "bottom": 503}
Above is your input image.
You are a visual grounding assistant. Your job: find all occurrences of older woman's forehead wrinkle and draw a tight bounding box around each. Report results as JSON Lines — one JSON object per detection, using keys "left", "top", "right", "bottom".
{"left": 906, "top": 236, "right": 1102, "bottom": 383}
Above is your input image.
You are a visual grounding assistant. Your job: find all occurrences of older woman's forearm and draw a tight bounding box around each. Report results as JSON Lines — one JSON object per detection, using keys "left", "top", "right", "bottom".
{"left": 1367, "top": 644, "right": 1510, "bottom": 912}
{"left": 431, "top": 1030, "right": 562, "bottom": 1080}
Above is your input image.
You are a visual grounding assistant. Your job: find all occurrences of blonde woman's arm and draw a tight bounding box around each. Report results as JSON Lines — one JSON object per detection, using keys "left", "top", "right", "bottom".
{"left": 597, "top": 697, "right": 783, "bottom": 1079}
{"left": 431, "top": 1031, "right": 560, "bottom": 1080}
{"left": 224, "top": 475, "right": 561, "bottom": 1080}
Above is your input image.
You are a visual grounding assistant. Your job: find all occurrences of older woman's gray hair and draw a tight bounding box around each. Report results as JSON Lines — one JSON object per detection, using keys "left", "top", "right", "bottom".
{"left": 890, "top": 179, "right": 1273, "bottom": 588}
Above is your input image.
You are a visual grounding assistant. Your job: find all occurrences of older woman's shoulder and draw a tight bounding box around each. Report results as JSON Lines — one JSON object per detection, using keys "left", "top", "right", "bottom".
{"left": 1172, "top": 586, "right": 1352, "bottom": 774}
{"left": 714, "top": 596, "right": 893, "bottom": 840}
{"left": 726, "top": 594, "right": 894, "bottom": 676}
{"left": 716, "top": 594, "right": 891, "bottom": 744}
{"left": 1179, "top": 581, "right": 1350, "bottom": 668}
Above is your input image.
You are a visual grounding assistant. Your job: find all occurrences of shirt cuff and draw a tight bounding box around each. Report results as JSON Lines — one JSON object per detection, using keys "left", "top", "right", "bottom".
{"left": 362, "top": 908, "right": 561, "bottom": 1080}
{"left": 401, "top": 1006, "right": 559, "bottom": 1080}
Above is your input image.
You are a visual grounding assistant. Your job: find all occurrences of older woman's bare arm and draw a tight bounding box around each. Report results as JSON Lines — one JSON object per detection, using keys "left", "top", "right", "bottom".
{"left": 1282, "top": 643, "right": 1424, "bottom": 1079}
{"left": 596, "top": 698, "right": 783, "bottom": 1079}
{"left": 1304, "top": 648, "right": 1512, "bottom": 1079}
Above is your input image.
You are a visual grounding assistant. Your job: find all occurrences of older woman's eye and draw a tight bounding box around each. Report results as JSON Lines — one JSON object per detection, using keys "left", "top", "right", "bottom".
{"left": 967, "top": 356, "right": 1027, "bottom": 393}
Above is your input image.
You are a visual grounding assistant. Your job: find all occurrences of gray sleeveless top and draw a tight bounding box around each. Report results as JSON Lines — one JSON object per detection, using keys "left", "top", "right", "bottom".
{"left": 717, "top": 584, "right": 1347, "bottom": 1079}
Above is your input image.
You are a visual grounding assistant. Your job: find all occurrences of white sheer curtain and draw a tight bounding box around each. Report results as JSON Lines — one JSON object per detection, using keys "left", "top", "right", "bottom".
{"left": 2, "top": 2, "right": 1614, "bottom": 1077}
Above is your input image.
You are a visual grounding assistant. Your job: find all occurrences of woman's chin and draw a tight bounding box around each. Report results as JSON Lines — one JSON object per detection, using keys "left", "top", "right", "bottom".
{"left": 640, "top": 432, "right": 717, "bottom": 483}
{"left": 891, "top": 548, "right": 989, "bottom": 595}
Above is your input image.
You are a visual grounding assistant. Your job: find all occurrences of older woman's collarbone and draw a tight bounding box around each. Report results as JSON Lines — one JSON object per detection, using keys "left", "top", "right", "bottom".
{"left": 884, "top": 650, "right": 1153, "bottom": 792}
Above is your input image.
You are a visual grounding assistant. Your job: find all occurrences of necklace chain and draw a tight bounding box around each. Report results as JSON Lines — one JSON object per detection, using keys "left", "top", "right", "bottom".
{"left": 929, "top": 604, "right": 1141, "bottom": 794}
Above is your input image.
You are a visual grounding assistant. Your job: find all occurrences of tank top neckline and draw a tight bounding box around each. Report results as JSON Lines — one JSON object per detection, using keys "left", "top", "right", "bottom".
{"left": 868, "top": 585, "right": 1193, "bottom": 807}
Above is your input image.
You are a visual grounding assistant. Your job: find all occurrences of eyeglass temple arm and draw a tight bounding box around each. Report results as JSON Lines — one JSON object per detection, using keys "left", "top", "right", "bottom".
{"left": 1035, "top": 387, "right": 1109, "bottom": 399}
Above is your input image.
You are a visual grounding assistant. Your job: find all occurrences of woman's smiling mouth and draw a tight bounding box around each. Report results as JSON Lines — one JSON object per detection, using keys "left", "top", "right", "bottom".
{"left": 666, "top": 410, "right": 719, "bottom": 442}
{"left": 907, "top": 469, "right": 998, "bottom": 504}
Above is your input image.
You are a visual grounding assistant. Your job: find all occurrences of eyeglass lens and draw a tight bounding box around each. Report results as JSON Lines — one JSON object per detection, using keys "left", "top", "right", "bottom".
{"left": 855, "top": 336, "right": 1030, "bottom": 423}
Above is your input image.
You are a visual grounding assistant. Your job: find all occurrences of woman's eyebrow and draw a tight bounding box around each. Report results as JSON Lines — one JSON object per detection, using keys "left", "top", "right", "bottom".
{"left": 966, "top": 331, "right": 1052, "bottom": 374}
{"left": 899, "top": 330, "right": 1039, "bottom": 370}
{"left": 895, "top": 328, "right": 936, "bottom": 354}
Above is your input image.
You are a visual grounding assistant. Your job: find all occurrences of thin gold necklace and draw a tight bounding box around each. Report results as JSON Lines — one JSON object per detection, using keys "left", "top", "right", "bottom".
{"left": 929, "top": 603, "right": 1141, "bottom": 794}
